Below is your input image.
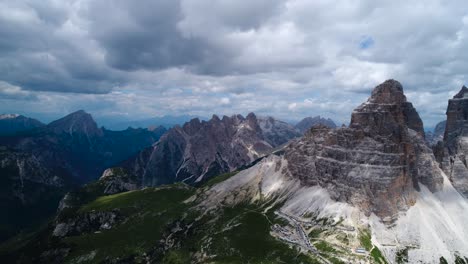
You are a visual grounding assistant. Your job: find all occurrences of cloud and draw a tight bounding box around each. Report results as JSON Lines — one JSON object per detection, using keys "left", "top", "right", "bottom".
{"left": 0, "top": 81, "right": 37, "bottom": 100}
{"left": 0, "top": 0, "right": 468, "bottom": 128}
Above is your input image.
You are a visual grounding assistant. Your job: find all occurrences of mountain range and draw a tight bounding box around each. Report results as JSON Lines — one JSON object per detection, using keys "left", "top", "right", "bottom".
{"left": 1, "top": 80, "right": 468, "bottom": 264}
{"left": 0, "top": 114, "right": 44, "bottom": 136}
{"left": 0, "top": 110, "right": 167, "bottom": 241}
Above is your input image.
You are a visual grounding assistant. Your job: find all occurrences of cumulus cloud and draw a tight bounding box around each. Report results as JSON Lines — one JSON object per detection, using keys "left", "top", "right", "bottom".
{"left": 0, "top": 0, "right": 468, "bottom": 128}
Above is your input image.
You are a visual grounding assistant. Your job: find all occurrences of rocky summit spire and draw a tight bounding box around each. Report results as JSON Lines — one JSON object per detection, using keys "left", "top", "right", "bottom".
{"left": 444, "top": 85, "right": 468, "bottom": 142}
{"left": 350, "top": 79, "right": 425, "bottom": 138}
{"left": 453, "top": 85, "right": 468, "bottom": 99}
{"left": 437, "top": 85, "right": 468, "bottom": 197}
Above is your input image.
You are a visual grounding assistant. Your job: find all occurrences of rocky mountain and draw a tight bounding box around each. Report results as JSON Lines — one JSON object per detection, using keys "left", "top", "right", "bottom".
{"left": 435, "top": 86, "right": 468, "bottom": 197}
{"left": 426, "top": 120, "right": 446, "bottom": 146}
{"left": 0, "top": 111, "right": 167, "bottom": 242}
{"left": 258, "top": 116, "right": 302, "bottom": 146}
{"left": 200, "top": 80, "right": 467, "bottom": 263}
{"left": 295, "top": 115, "right": 336, "bottom": 134}
{"left": 0, "top": 114, "right": 44, "bottom": 136}
{"left": 105, "top": 113, "right": 298, "bottom": 188}
{"left": 46, "top": 110, "right": 103, "bottom": 137}
{"left": 1, "top": 110, "right": 167, "bottom": 183}
{"left": 283, "top": 80, "right": 442, "bottom": 217}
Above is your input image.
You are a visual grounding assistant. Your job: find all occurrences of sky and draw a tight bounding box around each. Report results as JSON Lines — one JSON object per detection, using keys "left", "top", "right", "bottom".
{"left": 1, "top": 0, "right": 468, "bottom": 128}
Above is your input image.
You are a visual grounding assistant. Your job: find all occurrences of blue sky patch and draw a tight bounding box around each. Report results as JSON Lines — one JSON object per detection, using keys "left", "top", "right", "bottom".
{"left": 359, "top": 36, "right": 375, "bottom": 49}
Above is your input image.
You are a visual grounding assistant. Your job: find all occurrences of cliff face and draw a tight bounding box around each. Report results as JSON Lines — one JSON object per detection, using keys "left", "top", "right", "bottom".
{"left": 436, "top": 86, "right": 468, "bottom": 197}
{"left": 285, "top": 80, "right": 442, "bottom": 218}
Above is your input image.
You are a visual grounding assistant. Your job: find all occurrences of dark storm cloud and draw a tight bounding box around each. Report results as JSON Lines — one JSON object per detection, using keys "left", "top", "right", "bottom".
{"left": 86, "top": 0, "right": 289, "bottom": 75}
{"left": 87, "top": 0, "right": 205, "bottom": 71}
{"left": 1, "top": 0, "right": 468, "bottom": 128}
{"left": 0, "top": 1, "right": 120, "bottom": 93}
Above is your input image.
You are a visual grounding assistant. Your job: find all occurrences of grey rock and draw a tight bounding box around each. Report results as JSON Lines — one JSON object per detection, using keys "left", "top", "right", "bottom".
{"left": 113, "top": 113, "right": 298, "bottom": 187}
{"left": 284, "top": 80, "right": 443, "bottom": 217}
{"left": 99, "top": 168, "right": 139, "bottom": 195}
{"left": 52, "top": 209, "right": 121, "bottom": 237}
{"left": 435, "top": 86, "right": 468, "bottom": 197}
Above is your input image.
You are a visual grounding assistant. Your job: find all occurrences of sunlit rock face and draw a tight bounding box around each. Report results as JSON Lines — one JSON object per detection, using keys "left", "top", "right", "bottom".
{"left": 284, "top": 80, "right": 443, "bottom": 218}
{"left": 435, "top": 86, "right": 468, "bottom": 197}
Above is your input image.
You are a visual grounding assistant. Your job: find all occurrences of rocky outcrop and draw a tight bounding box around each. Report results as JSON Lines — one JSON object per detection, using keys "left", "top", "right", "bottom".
{"left": 0, "top": 114, "right": 44, "bottom": 136}
{"left": 435, "top": 86, "right": 468, "bottom": 197}
{"left": 99, "top": 167, "right": 139, "bottom": 195}
{"left": 295, "top": 116, "right": 336, "bottom": 134}
{"left": 283, "top": 80, "right": 443, "bottom": 217}
{"left": 53, "top": 209, "right": 121, "bottom": 237}
{"left": 114, "top": 113, "right": 298, "bottom": 187}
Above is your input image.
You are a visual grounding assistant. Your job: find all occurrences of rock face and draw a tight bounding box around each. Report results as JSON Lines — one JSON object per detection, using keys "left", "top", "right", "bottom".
{"left": 53, "top": 209, "right": 121, "bottom": 237}
{"left": 284, "top": 80, "right": 442, "bottom": 217}
{"left": 295, "top": 116, "right": 336, "bottom": 134}
{"left": 115, "top": 113, "right": 297, "bottom": 186}
{"left": 435, "top": 86, "right": 468, "bottom": 197}
{"left": 0, "top": 114, "right": 44, "bottom": 135}
{"left": 0, "top": 147, "right": 70, "bottom": 241}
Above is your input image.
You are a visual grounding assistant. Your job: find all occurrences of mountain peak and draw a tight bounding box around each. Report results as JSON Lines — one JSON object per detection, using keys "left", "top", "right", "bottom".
{"left": 0, "top": 114, "right": 20, "bottom": 120}
{"left": 47, "top": 110, "right": 102, "bottom": 136}
{"left": 351, "top": 80, "right": 424, "bottom": 137}
{"left": 368, "top": 79, "right": 406, "bottom": 104}
{"left": 453, "top": 85, "right": 468, "bottom": 99}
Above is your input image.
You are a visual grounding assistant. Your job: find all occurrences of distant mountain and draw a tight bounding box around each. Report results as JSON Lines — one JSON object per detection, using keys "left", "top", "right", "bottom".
{"left": 47, "top": 110, "right": 103, "bottom": 136}
{"left": 258, "top": 116, "right": 302, "bottom": 146}
{"left": 2, "top": 110, "right": 167, "bottom": 183}
{"left": 295, "top": 116, "right": 336, "bottom": 133}
{"left": 0, "top": 114, "right": 44, "bottom": 136}
{"left": 104, "top": 115, "right": 201, "bottom": 130}
{"left": 101, "top": 113, "right": 299, "bottom": 189}
{"left": 425, "top": 120, "right": 446, "bottom": 146}
{"left": 0, "top": 110, "right": 167, "bottom": 241}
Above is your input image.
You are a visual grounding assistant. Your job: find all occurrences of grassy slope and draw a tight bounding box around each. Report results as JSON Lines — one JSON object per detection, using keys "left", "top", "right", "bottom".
{"left": 1, "top": 176, "right": 321, "bottom": 264}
